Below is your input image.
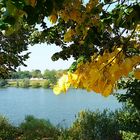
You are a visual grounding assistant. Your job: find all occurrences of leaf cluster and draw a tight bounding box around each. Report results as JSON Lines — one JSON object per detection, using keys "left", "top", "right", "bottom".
{"left": 0, "top": 28, "right": 30, "bottom": 78}
{"left": 117, "top": 78, "right": 140, "bottom": 111}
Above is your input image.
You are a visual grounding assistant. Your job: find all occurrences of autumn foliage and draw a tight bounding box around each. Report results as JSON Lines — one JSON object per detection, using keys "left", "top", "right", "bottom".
{"left": 0, "top": 0, "right": 140, "bottom": 96}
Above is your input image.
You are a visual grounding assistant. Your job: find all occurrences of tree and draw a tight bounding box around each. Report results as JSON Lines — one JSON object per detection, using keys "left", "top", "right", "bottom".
{"left": 0, "top": 79, "right": 8, "bottom": 87}
{"left": 11, "top": 70, "right": 32, "bottom": 79}
{"left": 0, "top": 0, "right": 140, "bottom": 96}
{"left": 43, "top": 69, "right": 57, "bottom": 84}
{"left": 31, "top": 69, "right": 42, "bottom": 78}
{"left": 117, "top": 78, "right": 140, "bottom": 111}
{"left": 115, "top": 78, "right": 140, "bottom": 139}
{"left": 20, "top": 78, "right": 30, "bottom": 88}
{"left": 0, "top": 29, "right": 31, "bottom": 78}
{"left": 42, "top": 80, "right": 50, "bottom": 88}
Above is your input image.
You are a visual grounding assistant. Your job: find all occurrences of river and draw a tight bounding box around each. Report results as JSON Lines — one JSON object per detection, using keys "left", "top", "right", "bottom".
{"left": 0, "top": 87, "right": 122, "bottom": 127}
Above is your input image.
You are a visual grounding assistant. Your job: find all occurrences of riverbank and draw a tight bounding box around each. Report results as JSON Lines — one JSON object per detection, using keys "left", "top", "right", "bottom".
{"left": 8, "top": 79, "right": 52, "bottom": 88}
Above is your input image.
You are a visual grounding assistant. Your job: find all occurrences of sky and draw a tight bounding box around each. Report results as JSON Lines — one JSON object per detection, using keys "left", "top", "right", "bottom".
{"left": 20, "top": 44, "right": 74, "bottom": 72}
{"left": 20, "top": 15, "right": 74, "bottom": 72}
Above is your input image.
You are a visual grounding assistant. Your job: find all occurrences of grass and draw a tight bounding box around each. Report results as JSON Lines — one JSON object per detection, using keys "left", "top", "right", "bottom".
{"left": 8, "top": 79, "right": 50, "bottom": 88}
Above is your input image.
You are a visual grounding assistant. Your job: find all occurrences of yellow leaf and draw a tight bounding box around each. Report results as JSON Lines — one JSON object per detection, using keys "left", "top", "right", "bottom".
{"left": 97, "top": 77, "right": 107, "bottom": 93}
{"left": 30, "top": 0, "right": 36, "bottom": 7}
{"left": 70, "top": 10, "right": 80, "bottom": 22}
{"left": 86, "top": 3, "right": 92, "bottom": 12}
{"left": 59, "top": 10, "right": 69, "bottom": 22}
{"left": 49, "top": 14, "right": 58, "bottom": 24}
{"left": 89, "top": 68, "right": 100, "bottom": 84}
{"left": 124, "top": 58, "right": 133, "bottom": 72}
{"left": 91, "top": 82, "right": 100, "bottom": 93}
{"left": 102, "top": 84, "right": 113, "bottom": 97}
{"left": 110, "top": 63, "right": 119, "bottom": 74}
{"left": 114, "top": 70, "right": 122, "bottom": 80}
{"left": 68, "top": 73, "right": 78, "bottom": 85}
{"left": 24, "top": 0, "right": 36, "bottom": 7}
{"left": 64, "top": 29, "right": 75, "bottom": 42}
{"left": 120, "top": 63, "right": 129, "bottom": 77}
{"left": 132, "top": 56, "right": 140, "bottom": 64}
{"left": 53, "top": 85, "right": 61, "bottom": 95}
{"left": 58, "top": 74, "right": 69, "bottom": 86}
{"left": 53, "top": 74, "right": 70, "bottom": 95}
{"left": 136, "top": 24, "right": 140, "bottom": 31}
{"left": 134, "top": 69, "right": 140, "bottom": 80}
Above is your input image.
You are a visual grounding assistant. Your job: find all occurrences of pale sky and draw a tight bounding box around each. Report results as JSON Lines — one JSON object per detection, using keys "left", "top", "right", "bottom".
{"left": 20, "top": 15, "right": 74, "bottom": 72}
{"left": 20, "top": 44, "right": 74, "bottom": 72}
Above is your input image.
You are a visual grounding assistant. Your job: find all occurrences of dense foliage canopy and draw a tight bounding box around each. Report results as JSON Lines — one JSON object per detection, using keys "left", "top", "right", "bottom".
{"left": 0, "top": 0, "right": 140, "bottom": 96}
{"left": 0, "top": 28, "right": 30, "bottom": 78}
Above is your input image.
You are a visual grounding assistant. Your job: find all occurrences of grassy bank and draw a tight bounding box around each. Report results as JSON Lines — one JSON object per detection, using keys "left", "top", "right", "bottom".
{"left": 8, "top": 79, "right": 52, "bottom": 88}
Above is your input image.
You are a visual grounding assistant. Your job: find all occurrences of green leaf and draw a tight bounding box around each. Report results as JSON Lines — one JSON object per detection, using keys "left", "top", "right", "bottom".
{"left": 116, "top": 10, "right": 123, "bottom": 27}
{"left": 4, "top": 16, "right": 16, "bottom": 25}
{"left": 0, "top": 20, "right": 8, "bottom": 29}
{"left": 4, "top": 26, "right": 15, "bottom": 36}
{"left": 6, "top": 0, "right": 17, "bottom": 16}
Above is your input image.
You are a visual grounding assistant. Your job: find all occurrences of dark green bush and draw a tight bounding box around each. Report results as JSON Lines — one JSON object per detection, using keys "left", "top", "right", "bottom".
{"left": 58, "top": 110, "right": 121, "bottom": 140}
{"left": 20, "top": 115, "right": 59, "bottom": 140}
{"left": 0, "top": 116, "right": 21, "bottom": 140}
{"left": 0, "top": 79, "right": 8, "bottom": 88}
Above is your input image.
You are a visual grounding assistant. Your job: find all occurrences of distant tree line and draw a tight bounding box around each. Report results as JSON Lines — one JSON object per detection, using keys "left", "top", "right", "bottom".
{"left": 0, "top": 69, "right": 67, "bottom": 88}
{"left": 10, "top": 69, "right": 65, "bottom": 83}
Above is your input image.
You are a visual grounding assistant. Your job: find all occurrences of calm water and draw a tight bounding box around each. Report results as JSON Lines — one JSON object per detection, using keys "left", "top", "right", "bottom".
{"left": 0, "top": 88, "right": 122, "bottom": 127}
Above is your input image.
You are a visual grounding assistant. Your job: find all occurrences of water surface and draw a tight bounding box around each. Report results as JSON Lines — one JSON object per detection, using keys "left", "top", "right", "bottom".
{"left": 0, "top": 88, "right": 122, "bottom": 127}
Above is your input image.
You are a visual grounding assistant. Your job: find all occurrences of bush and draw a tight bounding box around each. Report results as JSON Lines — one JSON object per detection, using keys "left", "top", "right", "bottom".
{"left": 31, "top": 81, "right": 41, "bottom": 88}
{"left": 42, "top": 80, "right": 50, "bottom": 88}
{"left": 58, "top": 110, "right": 121, "bottom": 140}
{"left": 20, "top": 79, "right": 30, "bottom": 88}
{"left": 16, "top": 80, "right": 20, "bottom": 87}
{"left": 120, "top": 131, "right": 140, "bottom": 140}
{"left": 0, "top": 79, "right": 8, "bottom": 88}
{"left": 0, "top": 107, "right": 139, "bottom": 140}
{"left": 20, "top": 115, "right": 59, "bottom": 140}
{"left": 0, "top": 116, "right": 21, "bottom": 140}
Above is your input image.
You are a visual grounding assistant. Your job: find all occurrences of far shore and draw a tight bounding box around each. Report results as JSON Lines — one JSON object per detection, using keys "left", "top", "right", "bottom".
{"left": 7, "top": 79, "right": 53, "bottom": 89}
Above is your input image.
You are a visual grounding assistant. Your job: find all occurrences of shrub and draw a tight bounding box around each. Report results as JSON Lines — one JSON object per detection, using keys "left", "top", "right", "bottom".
{"left": 20, "top": 79, "right": 30, "bottom": 88}
{"left": 42, "top": 80, "right": 50, "bottom": 88}
{"left": 16, "top": 80, "right": 20, "bottom": 87}
{"left": 120, "top": 131, "right": 140, "bottom": 140}
{"left": 58, "top": 110, "right": 121, "bottom": 140}
{"left": 0, "top": 116, "right": 21, "bottom": 140}
{"left": 0, "top": 79, "right": 8, "bottom": 88}
{"left": 31, "top": 81, "right": 41, "bottom": 88}
{"left": 20, "top": 115, "right": 59, "bottom": 140}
